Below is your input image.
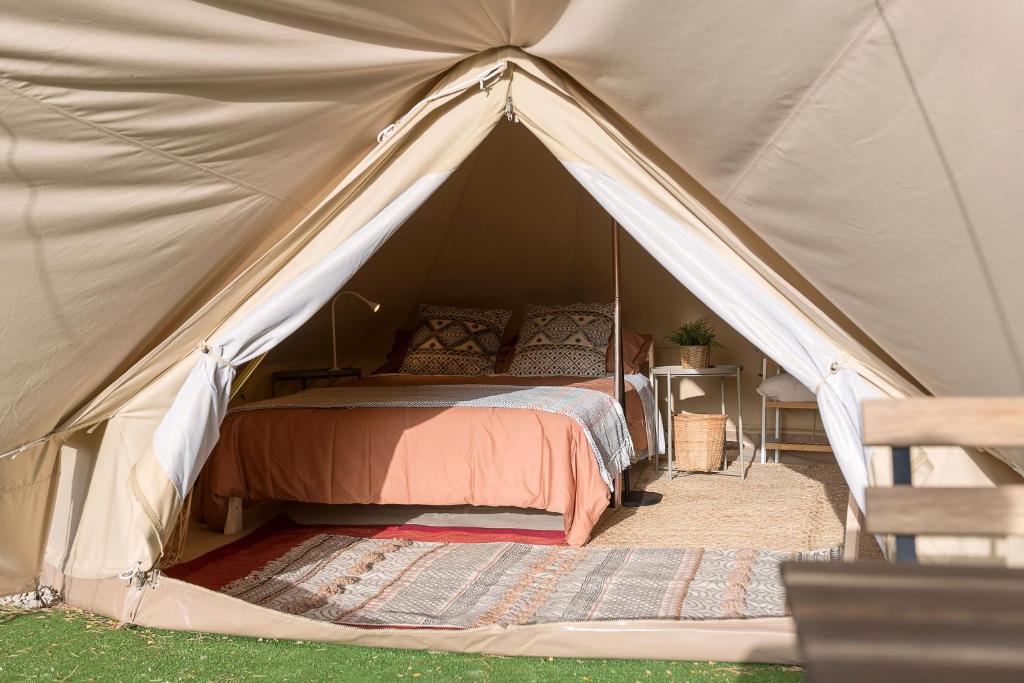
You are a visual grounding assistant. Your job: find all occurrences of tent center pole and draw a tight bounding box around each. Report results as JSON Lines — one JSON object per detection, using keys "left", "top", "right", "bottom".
{"left": 613, "top": 220, "right": 661, "bottom": 508}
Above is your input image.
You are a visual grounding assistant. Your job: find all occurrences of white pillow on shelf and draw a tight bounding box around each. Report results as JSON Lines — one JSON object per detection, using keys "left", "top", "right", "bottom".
{"left": 757, "top": 372, "right": 816, "bottom": 403}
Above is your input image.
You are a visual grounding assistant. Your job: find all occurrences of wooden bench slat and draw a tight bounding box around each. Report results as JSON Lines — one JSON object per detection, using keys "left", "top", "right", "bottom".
{"left": 865, "top": 486, "right": 1024, "bottom": 536}
{"left": 862, "top": 397, "right": 1024, "bottom": 447}
{"left": 783, "top": 561, "right": 1024, "bottom": 683}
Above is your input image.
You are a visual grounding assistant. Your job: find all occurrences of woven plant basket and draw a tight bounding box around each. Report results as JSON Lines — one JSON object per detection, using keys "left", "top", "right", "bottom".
{"left": 678, "top": 345, "right": 711, "bottom": 369}
{"left": 673, "top": 411, "right": 727, "bottom": 472}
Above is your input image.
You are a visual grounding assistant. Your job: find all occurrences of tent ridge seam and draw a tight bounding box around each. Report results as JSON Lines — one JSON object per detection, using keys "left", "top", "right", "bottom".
{"left": 473, "top": 0, "right": 509, "bottom": 45}
{"left": 0, "top": 76, "right": 307, "bottom": 211}
{"left": 722, "top": 0, "right": 892, "bottom": 202}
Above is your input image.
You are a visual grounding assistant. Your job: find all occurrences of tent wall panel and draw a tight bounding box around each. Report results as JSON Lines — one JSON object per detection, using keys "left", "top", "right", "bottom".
{"left": 0, "top": 85, "right": 302, "bottom": 453}
{"left": 0, "top": 442, "right": 59, "bottom": 595}
{"left": 1, "top": 0, "right": 470, "bottom": 201}
{"left": 722, "top": 1, "right": 1024, "bottom": 399}
{"left": 530, "top": 0, "right": 879, "bottom": 198}
{"left": 44, "top": 427, "right": 105, "bottom": 575}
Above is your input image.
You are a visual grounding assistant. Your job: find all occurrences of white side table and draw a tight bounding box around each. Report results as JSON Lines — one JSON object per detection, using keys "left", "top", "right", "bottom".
{"left": 652, "top": 364, "right": 746, "bottom": 480}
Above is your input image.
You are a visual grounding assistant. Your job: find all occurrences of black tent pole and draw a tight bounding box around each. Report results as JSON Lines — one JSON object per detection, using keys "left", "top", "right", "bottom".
{"left": 613, "top": 221, "right": 662, "bottom": 507}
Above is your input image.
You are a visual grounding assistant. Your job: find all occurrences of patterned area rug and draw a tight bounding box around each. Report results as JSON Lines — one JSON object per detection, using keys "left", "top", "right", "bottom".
{"left": 218, "top": 532, "right": 839, "bottom": 628}
{"left": 166, "top": 518, "right": 566, "bottom": 591}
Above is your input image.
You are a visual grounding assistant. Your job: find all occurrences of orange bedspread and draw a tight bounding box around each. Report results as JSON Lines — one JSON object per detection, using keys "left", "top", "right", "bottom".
{"left": 198, "top": 375, "right": 649, "bottom": 546}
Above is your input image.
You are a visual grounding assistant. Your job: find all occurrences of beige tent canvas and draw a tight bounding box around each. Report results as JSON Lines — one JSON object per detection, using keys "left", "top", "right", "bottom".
{"left": 2, "top": 1, "right": 1023, "bottom": 662}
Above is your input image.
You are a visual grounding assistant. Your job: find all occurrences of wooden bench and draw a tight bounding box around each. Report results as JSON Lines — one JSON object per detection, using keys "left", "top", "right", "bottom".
{"left": 783, "top": 561, "right": 1024, "bottom": 682}
{"left": 783, "top": 396, "right": 1024, "bottom": 682}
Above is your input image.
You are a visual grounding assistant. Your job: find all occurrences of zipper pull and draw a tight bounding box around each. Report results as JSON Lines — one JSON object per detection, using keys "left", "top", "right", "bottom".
{"left": 505, "top": 96, "right": 518, "bottom": 123}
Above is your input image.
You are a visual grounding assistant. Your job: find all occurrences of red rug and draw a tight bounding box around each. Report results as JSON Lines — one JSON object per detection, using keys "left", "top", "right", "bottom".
{"left": 165, "top": 517, "right": 566, "bottom": 591}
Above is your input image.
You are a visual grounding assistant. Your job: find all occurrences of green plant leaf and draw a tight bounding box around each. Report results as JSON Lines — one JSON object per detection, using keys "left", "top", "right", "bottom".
{"left": 666, "top": 317, "right": 722, "bottom": 348}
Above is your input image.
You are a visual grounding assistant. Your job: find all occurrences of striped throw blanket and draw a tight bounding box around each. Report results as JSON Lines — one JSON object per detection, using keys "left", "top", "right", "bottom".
{"left": 230, "top": 384, "right": 635, "bottom": 488}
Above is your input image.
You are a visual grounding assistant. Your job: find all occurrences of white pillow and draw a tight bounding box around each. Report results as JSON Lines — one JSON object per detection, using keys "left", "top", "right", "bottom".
{"left": 757, "top": 372, "right": 815, "bottom": 402}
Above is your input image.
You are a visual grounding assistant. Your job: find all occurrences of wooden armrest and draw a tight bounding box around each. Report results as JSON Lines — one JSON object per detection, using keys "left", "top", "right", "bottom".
{"left": 865, "top": 486, "right": 1024, "bottom": 536}
{"left": 862, "top": 397, "right": 1024, "bottom": 447}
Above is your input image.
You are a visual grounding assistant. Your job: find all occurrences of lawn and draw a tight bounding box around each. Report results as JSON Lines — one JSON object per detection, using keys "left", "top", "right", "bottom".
{"left": 1, "top": 608, "right": 803, "bottom": 682}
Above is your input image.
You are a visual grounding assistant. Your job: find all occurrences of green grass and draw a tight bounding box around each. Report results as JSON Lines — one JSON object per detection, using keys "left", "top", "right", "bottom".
{"left": 0, "top": 608, "right": 803, "bottom": 682}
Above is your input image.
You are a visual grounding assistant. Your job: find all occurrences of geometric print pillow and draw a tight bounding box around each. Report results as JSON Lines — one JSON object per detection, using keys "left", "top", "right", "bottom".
{"left": 400, "top": 304, "right": 511, "bottom": 375}
{"left": 508, "top": 302, "right": 614, "bottom": 377}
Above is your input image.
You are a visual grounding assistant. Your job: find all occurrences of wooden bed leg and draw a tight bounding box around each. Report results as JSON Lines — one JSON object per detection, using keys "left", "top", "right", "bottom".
{"left": 844, "top": 490, "right": 864, "bottom": 561}
{"left": 1006, "top": 536, "right": 1024, "bottom": 568}
{"left": 224, "top": 497, "right": 243, "bottom": 535}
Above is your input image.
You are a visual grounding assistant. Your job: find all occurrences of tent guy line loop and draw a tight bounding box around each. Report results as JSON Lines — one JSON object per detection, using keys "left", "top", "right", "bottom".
{"left": 0, "top": 411, "right": 118, "bottom": 460}
{"left": 0, "top": 417, "right": 116, "bottom": 460}
{"left": 376, "top": 61, "right": 510, "bottom": 144}
{"left": 0, "top": 434, "right": 49, "bottom": 460}
{"left": 200, "top": 344, "right": 237, "bottom": 370}
{"left": 118, "top": 563, "right": 161, "bottom": 589}
{"left": 815, "top": 356, "right": 849, "bottom": 396}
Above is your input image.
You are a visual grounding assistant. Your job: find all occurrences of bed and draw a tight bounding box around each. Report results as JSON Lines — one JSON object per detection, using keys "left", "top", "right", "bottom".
{"left": 196, "top": 372, "right": 661, "bottom": 546}
{"left": 197, "top": 301, "right": 665, "bottom": 546}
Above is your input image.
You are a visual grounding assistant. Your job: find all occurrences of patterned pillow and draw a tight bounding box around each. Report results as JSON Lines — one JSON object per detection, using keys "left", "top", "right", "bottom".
{"left": 400, "top": 304, "right": 511, "bottom": 375}
{"left": 508, "top": 302, "right": 614, "bottom": 377}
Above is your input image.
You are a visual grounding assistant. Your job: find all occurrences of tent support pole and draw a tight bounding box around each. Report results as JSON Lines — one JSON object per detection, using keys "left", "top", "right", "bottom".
{"left": 613, "top": 221, "right": 662, "bottom": 508}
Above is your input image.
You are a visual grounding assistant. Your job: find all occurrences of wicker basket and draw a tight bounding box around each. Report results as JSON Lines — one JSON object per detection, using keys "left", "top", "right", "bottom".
{"left": 678, "top": 345, "right": 711, "bottom": 369}
{"left": 673, "top": 411, "right": 727, "bottom": 472}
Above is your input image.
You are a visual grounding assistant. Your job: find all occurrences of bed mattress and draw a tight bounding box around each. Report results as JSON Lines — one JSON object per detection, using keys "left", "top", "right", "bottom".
{"left": 197, "top": 374, "right": 656, "bottom": 546}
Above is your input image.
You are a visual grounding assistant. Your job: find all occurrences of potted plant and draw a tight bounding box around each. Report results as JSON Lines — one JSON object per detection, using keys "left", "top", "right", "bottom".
{"left": 667, "top": 318, "right": 721, "bottom": 369}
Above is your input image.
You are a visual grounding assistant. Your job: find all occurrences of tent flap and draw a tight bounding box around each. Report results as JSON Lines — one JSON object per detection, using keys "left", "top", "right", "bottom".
{"left": 563, "top": 162, "right": 878, "bottom": 508}
{"left": 154, "top": 173, "right": 451, "bottom": 498}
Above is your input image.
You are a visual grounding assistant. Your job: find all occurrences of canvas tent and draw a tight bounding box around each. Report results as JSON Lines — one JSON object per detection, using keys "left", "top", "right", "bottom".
{"left": 3, "top": 0, "right": 1023, "bottom": 662}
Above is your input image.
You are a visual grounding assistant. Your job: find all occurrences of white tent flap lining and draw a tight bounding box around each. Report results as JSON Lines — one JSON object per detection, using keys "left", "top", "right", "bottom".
{"left": 153, "top": 173, "right": 452, "bottom": 497}
{"left": 565, "top": 162, "right": 878, "bottom": 507}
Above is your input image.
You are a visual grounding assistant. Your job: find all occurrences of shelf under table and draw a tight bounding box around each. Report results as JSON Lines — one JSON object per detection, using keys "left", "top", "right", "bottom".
{"left": 763, "top": 441, "right": 832, "bottom": 453}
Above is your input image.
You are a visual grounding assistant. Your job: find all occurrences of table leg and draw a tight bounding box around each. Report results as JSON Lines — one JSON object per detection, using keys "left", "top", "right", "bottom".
{"left": 774, "top": 366, "right": 782, "bottom": 462}
{"left": 774, "top": 405, "right": 781, "bottom": 463}
{"left": 760, "top": 356, "right": 767, "bottom": 465}
{"left": 653, "top": 374, "right": 660, "bottom": 474}
{"left": 737, "top": 368, "right": 745, "bottom": 480}
{"left": 720, "top": 377, "right": 727, "bottom": 472}
{"left": 667, "top": 371, "right": 674, "bottom": 481}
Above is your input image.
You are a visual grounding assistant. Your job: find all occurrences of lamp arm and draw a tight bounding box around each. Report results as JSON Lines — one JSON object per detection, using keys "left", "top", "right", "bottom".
{"left": 329, "top": 290, "right": 381, "bottom": 371}
{"left": 334, "top": 290, "right": 378, "bottom": 310}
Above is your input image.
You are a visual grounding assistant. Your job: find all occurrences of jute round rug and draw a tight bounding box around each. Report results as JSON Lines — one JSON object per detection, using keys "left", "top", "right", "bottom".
{"left": 590, "top": 460, "right": 882, "bottom": 558}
